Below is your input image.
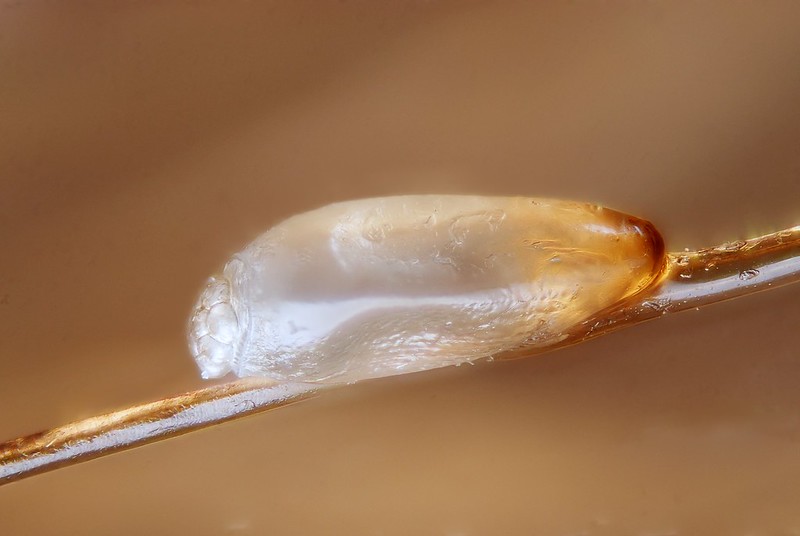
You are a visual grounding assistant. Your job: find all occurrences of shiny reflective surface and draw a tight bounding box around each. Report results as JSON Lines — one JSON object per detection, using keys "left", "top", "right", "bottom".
{"left": 190, "top": 196, "right": 662, "bottom": 382}
{"left": 2, "top": 2, "right": 800, "bottom": 534}
{"left": 0, "top": 379, "right": 320, "bottom": 484}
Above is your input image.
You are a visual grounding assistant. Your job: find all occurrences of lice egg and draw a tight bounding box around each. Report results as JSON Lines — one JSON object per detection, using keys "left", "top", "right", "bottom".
{"left": 188, "top": 195, "right": 664, "bottom": 383}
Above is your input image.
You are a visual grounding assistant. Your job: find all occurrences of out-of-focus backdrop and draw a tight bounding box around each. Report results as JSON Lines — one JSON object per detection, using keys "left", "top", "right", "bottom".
{"left": 2, "top": 2, "right": 800, "bottom": 534}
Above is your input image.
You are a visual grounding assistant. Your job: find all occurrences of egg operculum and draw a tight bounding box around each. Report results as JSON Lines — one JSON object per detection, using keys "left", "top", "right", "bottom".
{"left": 188, "top": 272, "right": 242, "bottom": 379}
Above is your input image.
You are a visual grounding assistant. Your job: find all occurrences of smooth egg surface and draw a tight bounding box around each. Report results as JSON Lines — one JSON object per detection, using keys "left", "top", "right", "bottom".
{"left": 189, "top": 196, "right": 663, "bottom": 383}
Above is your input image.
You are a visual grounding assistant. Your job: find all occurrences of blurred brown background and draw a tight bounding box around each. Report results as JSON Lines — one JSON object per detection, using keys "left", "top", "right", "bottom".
{"left": 2, "top": 2, "right": 800, "bottom": 534}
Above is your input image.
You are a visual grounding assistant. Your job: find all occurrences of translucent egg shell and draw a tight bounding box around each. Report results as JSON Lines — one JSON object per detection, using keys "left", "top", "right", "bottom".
{"left": 189, "top": 196, "right": 664, "bottom": 383}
